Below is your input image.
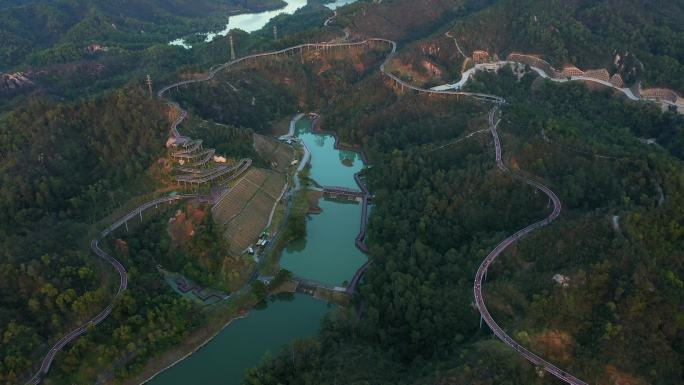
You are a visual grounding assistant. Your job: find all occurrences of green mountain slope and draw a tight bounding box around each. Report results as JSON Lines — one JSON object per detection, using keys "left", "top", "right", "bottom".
{"left": 451, "top": 0, "right": 684, "bottom": 92}
{"left": 0, "top": 0, "right": 284, "bottom": 68}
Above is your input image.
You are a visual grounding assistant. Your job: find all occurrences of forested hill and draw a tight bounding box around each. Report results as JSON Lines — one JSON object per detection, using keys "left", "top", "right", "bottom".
{"left": 240, "top": 1, "right": 684, "bottom": 384}
{"left": 450, "top": 0, "right": 684, "bottom": 92}
{"left": 1, "top": 0, "right": 683, "bottom": 384}
{"left": 332, "top": 0, "right": 495, "bottom": 43}
{"left": 0, "top": 0, "right": 284, "bottom": 68}
{"left": 0, "top": 7, "right": 338, "bottom": 382}
{"left": 0, "top": 86, "right": 171, "bottom": 383}
{"left": 245, "top": 68, "right": 684, "bottom": 385}
{"left": 0, "top": 89, "right": 168, "bottom": 236}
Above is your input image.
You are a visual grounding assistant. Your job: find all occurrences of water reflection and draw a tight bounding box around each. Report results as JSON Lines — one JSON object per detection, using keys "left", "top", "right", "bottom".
{"left": 313, "top": 134, "right": 326, "bottom": 148}
{"left": 338, "top": 149, "right": 357, "bottom": 167}
{"left": 295, "top": 120, "right": 363, "bottom": 189}
{"left": 279, "top": 119, "right": 366, "bottom": 285}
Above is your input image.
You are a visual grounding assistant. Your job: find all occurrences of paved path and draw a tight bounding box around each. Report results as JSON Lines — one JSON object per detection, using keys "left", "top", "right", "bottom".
{"left": 444, "top": 30, "right": 467, "bottom": 58}
{"left": 279, "top": 113, "right": 305, "bottom": 140}
{"left": 157, "top": 39, "right": 506, "bottom": 109}
{"left": 152, "top": 20, "right": 681, "bottom": 385}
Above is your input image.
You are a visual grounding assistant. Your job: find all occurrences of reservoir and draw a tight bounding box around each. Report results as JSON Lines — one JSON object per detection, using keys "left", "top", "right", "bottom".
{"left": 295, "top": 119, "right": 363, "bottom": 190}
{"left": 279, "top": 118, "right": 366, "bottom": 285}
{"left": 150, "top": 117, "right": 367, "bottom": 384}
{"left": 148, "top": 295, "right": 329, "bottom": 385}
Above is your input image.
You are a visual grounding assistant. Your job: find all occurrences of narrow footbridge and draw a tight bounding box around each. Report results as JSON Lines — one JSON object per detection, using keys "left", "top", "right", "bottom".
{"left": 353, "top": 173, "right": 370, "bottom": 255}
{"left": 293, "top": 277, "right": 347, "bottom": 295}
{"left": 345, "top": 172, "right": 372, "bottom": 294}
{"left": 322, "top": 185, "right": 365, "bottom": 200}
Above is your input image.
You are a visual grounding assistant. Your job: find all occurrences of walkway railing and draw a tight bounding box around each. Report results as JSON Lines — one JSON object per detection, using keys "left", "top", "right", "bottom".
{"left": 473, "top": 107, "right": 588, "bottom": 385}
{"left": 26, "top": 194, "right": 202, "bottom": 384}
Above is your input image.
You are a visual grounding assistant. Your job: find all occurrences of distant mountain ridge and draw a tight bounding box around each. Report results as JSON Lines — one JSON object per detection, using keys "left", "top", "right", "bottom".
{"left": 0, "top": 0, "right": 285, "bottom": 68}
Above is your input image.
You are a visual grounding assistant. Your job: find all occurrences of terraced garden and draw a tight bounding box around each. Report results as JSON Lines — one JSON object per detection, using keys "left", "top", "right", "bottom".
{"left": 212, "top": 168, "right": 287, "bottom": 255}
{"left": 254, "top": 134, "right": 296, "bottom": 173}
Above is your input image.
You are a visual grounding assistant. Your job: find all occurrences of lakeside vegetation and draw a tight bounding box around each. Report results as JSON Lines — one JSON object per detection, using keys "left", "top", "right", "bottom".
{"left": 0, "top": 4, "right": 354, "bottom": 381}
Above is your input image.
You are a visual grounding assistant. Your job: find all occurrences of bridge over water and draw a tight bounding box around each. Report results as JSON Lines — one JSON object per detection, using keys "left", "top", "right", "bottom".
{"left": 292, "top": 277, "right": 350, "bottom": 305}
{"left": 322, "top": 185, "right": 366, "bottom": 201}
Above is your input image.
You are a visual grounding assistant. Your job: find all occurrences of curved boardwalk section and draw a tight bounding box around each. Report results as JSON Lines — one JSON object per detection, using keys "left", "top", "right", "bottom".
{"left": 25, "top": 195, "right": 197, "bottom": 385}
{"left": 474, "top": 107, "right": 588, "bottom": 385}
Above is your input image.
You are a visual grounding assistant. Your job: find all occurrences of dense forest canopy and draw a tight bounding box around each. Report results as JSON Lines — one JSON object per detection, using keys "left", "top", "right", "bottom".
{"left": 245, "top": 60, "right": 684, "bottom": 385}
{"left": 0, "top": 86, "right": 171, "bottom": 383}
{"left": 451, "top": 0, "right": 684, "bottom": 92}
{"left": 0, "top": 1, "right": 335, "bottom": 113}
{"left": 0, "top": 0, "right": 285, "bottom": 68}
{"left": 2, "top": 0, "right": 684, "bottom": 384}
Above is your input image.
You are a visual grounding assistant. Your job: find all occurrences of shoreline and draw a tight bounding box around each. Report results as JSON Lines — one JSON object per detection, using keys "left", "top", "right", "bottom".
{"left": 133, "top": 118, "right": 315, "bottom": 384}
{"left": 134, "top": 311, "right": 249, "bottom": 385}
{"left": 310, "top": 114, "right": 373, "bottom": 285}
{"left": 311, "top": 115, "right": 371, "bottom": 165}
{"left": 131, "top": 119, "right": 313, "bottom": 383}
{"left": 132, "top": 278, "right": 300, "bottom": 385}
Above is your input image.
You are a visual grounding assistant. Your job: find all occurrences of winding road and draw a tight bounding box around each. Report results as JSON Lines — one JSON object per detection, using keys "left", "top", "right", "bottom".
{"left": 432, "top": 56, "right": 683, "bottom": 112}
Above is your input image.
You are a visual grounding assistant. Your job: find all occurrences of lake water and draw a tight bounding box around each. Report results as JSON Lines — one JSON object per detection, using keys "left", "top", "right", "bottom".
{"left": 295, "top": 119, "right": 363, "bottom": 190}
{"left": 150, "top": 118, "right": 367, "bottom": 384}
{"left": 148, "top": 295, "right": 329, "bottom": 385}
{"left": 170, "top": 0, "right": 358, "bottom": 49}
{"left": 280, "top": 199, "right": 365, "bottom": 286}
{"left": 279, "top": 119, "right": 366, "bottom": 285}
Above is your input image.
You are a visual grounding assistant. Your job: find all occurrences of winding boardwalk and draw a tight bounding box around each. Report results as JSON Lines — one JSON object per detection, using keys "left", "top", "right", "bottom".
{"left": 346, "top": 170, "right": 371, "bottom": 294}
{"left": 474, "top": 107, "right": 588, "bottom": 385}
{"left": 25, "top": 194, "right": 199, "bottom": 385}
{"left": 432, "top": 57, "right": 683, "bottom": 112}
{"left": 26, "top": 20, "right": 601, "bottom": 385}
{"left": 156, "top": 38, "right": 506, "bottom": 110}
{"left": 94, "top": 20, "right": 682, "bottom": 384}
{"left": 176, "top": 158, "right": 252, "bottom": 184}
